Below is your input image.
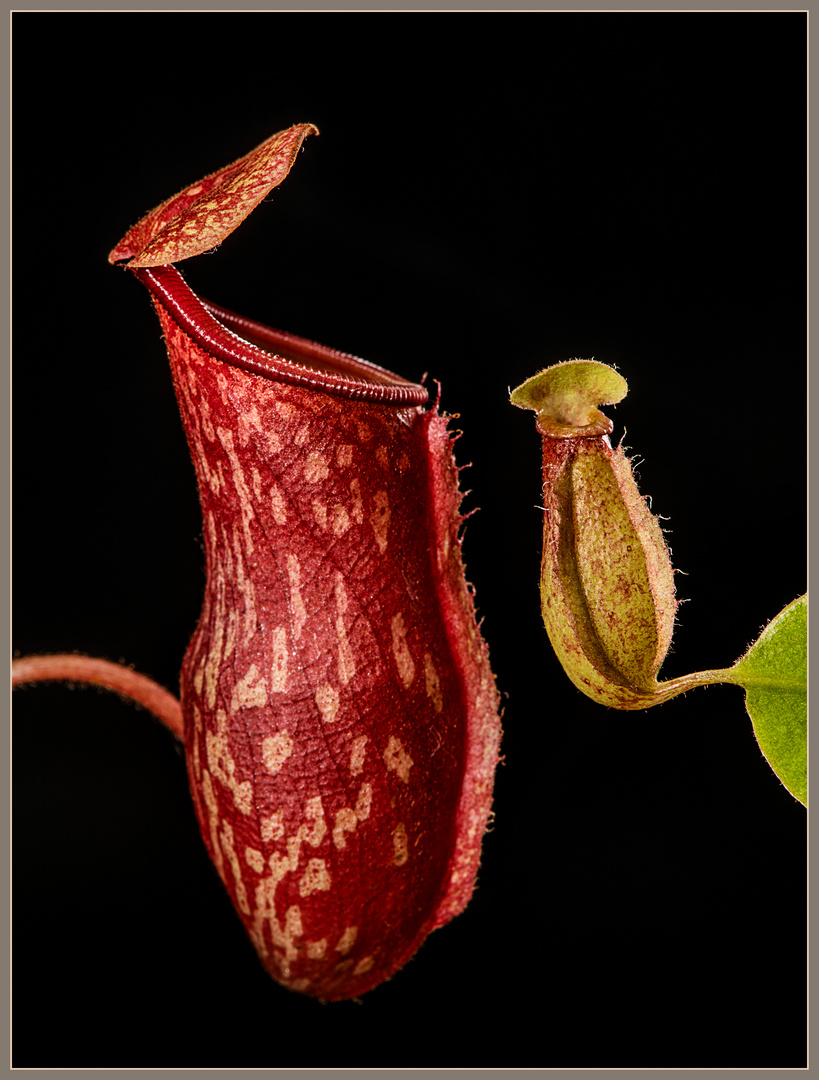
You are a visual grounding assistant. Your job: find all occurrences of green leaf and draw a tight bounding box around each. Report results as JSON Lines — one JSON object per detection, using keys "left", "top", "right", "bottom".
{"left": 729, "top": 595, "right": 807, "bottom": 806}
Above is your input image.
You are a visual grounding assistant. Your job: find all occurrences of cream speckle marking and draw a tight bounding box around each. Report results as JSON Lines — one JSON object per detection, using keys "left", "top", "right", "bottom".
{"left": 350, "top": 735, "right": 368, "bottom": 775}
{"left": 350, "top": 479, "right": 364, "bottom": 524}
{"left": 224, "top": 575, "right": 240, "bottom": 660}
{"left": 332, "top": 807, "right": 357, "bottom": 850}
{"left": 275, "top": 401, "right": 296, "bottom": 420}
{"left": 206, "top": 510, "right": 217, "bottom": 557}
{"left": 376, "top": 446, "right": 389, "bottom": 470}
{"left": 216, "top": 426, "right": 255, "bottom": 554}
{"left": 266, "top": 430, "right": 282, "bottom": 456}
{"left": 206, "top": 709, "right": 253, "bottom": 814}
{"left": 332, "top": 505, "right": 351, "bottom": 536}
{"left": 192, "top": 725, "right": 202, "bottom": 781}
{"left": 203, "top": 581, "right": 225, "bottom": 709}
{"left": 299, "top": 858, "right": 331, "bottom": 897}
{"left": 335, "top": 574, "right": 356, "bottom": 685}
{"left": 198, "top": 393, "right": 215, "bottom": 441}
{"left": 270, "top": 904, "right": 304, "bottom": 981}
{"left": 179, "top": 382, "right": 221, "bottom": 491}
{"left": 315, "top": 683, "right": 340, "bottom": 723}
{"left": 302, "top": 796, "right": 327, "bottom": 846}
{"left": 335, "top": 573, "right": 349, "bottom": 613}
{"left": 312, "top": 498, "right": 328, "bottom": 530}
{"left": 215, "top": 371, "right": 230, "bottom": 402}
{"left": 336, "top": 926, "right": 358, "bottom": 954}
{"left": 424, "top": 653, "right": 444, "bottom": 713}
{"left": 230, "top": 662, "right": 268, "bottom": 713}
{"left": 370, "top": 489, "right": 391, "bottom": 553}
{"left": 246, "top": 847, "right": 265, "bottom": 874}
{"left": 384, "top": 736, "right": 413, "bottom": 783}
{"left": 307, "top": 939, "right": 327, "bottom": 960}
{"left": 271, "top": 483, "right": 287, "bottom": 525}
{"left": 336, "top": 444, "right": 354, "bottom": 468}
{"left": 201, "top": 770, "right": 224, "bottom": 878}
{"left": 270, "top": 626, "right": 288, "bottom": 693}
{"left": 251, "top": 798, "right": 329, "bottom": 973}
{"left": 219, "top": 818, "right": 250, "bottom": 915}
{"left": 209, "top": 461, "right": 224, "bottom": 496}
{"left": 236, "top": 403, "right": 262, "bottom": 449}
{"left": 261, "top": 809, "right": 285, "bottom": 842}
{"left": 357, "top": 423, "right": 371, "bottom": 441}
{"left": 391, "top": 613, "right": 415, "bottom": 688}
{"left": 262, "top": 731, "right": 293, "bottom": 774}
{"left": 332, "top": 784, "right": 371, "bottom": 850}
{"left": 304, "top": 450, "right": 329, "bottom": 483}
{"left": 295, "top": 423, "right": 311, "bottom": 446}
{"left": 287, "top": 553, "right": 307, "bottom": 641}
{"left": 230, "top": 524, "right": 257, "bottom": 644}
{"left": 356, "top": 783, "right": 372, "bottom": 820}
{"left": 225, "top": 608, "right": 239, "bottom": 667}
{"left": 393, "top": 823, "right": 409, "bottom": 866}
{"left": 353, "top": 956, "right": 375, "bottom": 976}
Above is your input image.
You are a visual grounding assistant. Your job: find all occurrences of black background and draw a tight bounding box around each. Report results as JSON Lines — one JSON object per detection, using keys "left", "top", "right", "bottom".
{"left": 12, "top": 11, "right": 806, "bottom": 1070}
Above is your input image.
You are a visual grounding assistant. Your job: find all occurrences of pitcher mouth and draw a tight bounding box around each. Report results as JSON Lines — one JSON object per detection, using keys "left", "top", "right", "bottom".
{"left": 132, "top": 264, "right": 429, "bottom": 408}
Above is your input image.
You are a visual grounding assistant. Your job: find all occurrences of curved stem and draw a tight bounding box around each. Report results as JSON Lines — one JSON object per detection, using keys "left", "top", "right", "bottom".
{"left": 11, "top": 654, "right": 184, "bottom": 740}
{"left": 604, "top": 667, "right": 740, "bottom": 711}
{"left": 645, "top": 667, "right": 739, "bottom": 707}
